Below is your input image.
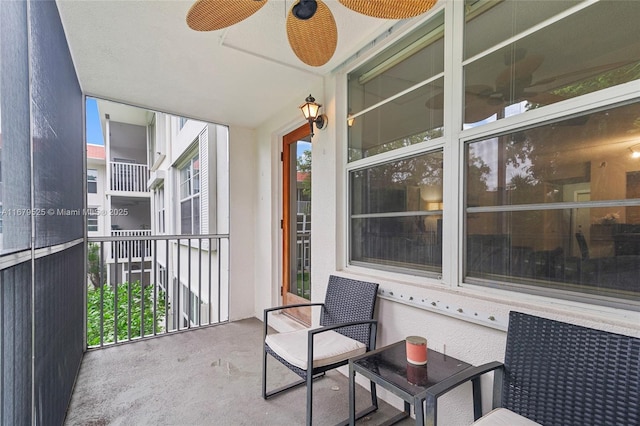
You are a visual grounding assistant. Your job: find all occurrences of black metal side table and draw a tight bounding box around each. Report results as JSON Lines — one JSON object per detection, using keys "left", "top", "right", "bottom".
{"left": 348, "top": 341, "right": 481, "bottom": 426}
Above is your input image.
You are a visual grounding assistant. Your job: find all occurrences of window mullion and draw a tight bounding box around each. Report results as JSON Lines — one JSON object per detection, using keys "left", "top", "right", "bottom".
{"left": 441, "top": 0, "right": 465, "bottom": 287}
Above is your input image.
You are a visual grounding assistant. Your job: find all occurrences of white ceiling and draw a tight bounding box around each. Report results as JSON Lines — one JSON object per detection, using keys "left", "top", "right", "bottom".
{"left": 56, "top": 0, "right": 397, "bottom": 129}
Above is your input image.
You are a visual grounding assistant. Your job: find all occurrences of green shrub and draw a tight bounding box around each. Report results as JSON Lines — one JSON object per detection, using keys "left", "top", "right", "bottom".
{"left": 87, "top": 280, "right": 167, "bottom": 346}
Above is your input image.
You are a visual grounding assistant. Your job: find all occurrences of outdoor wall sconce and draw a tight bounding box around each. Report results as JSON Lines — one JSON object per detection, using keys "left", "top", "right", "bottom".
{"left": 629, "top": 143, "right": 640, "bottom": 159}
{"left": 300, "top": 94, "right": 327, "bottom": 137}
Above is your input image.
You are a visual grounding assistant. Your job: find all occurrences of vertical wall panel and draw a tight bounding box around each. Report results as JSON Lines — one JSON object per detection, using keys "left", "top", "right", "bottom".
{"left": 1, "top": 0, "right": 33, "bottom": 424}
{"left": 0, "top": 262, "right": 32, "bottom": 426}
{"left": 29, "top": 1, "right": 85, "bottom": 425}
{"left": 0, "top": 0, "right": 32, "bottom": 253}
{"left": 34, "top": 245, "right": 84, "bottom": 426}
{"left": 30, "top": 0, "right": 83, "bottom": 248}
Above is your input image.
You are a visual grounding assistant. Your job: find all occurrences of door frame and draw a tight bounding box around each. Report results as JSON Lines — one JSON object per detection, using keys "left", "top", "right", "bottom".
{"left": 282, "top": 124, "right": 312, "bottom": 326}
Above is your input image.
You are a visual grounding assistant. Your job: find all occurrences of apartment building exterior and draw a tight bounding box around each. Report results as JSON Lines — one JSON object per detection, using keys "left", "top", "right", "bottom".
{"left": 88, "top": 99, "right": 230, "bottom": 332}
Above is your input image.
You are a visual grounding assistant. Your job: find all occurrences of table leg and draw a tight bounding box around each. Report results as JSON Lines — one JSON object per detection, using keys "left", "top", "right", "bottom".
{"left": 349, "top": 363, "right": 356, "bottom": 426}
{"left": 425, "top": 394, "right": 436, "bottom": 426}
{"left": 471, "top": 377, "right": 482, "bottom": 420}
{"left": 415, "top": 397, "right": 425, "bottom": 426}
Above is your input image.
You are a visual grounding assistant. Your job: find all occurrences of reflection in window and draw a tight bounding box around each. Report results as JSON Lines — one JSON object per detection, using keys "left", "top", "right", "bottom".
{"left": 349, "top": 80, "right": 444, "bottom": 161}
{"left": 466, "top": 102, "right": 640, "bottom": 302}
{"left": 351, "top": 151, "right": 443, "bottom": 274}
{"left": 462, "top": 1, "right": 640, "bottom": 126}
{"left": 348, "top": 12, "right": 444, "bottom": 161}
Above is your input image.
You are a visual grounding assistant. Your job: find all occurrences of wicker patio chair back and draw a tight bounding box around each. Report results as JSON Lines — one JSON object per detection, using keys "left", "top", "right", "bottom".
{"left": 501, "top": 311, "right": 640, "bottom": 426}
{"left": 319, "top": 275, "right": 378, "bottom": 347}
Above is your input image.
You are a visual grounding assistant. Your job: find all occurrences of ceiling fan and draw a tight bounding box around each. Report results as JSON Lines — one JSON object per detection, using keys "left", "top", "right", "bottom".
{"left": 186, "top": 0, "right": 438, "bottom": 66}
{"left": 426, "top": 49, "right": 636, "bottom": 123}
{"left": 426, "top": 50, "right": 565, "bottom": 122}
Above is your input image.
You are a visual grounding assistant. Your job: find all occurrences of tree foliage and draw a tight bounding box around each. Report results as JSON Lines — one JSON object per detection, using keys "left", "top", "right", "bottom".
{"left": 297, "top": 148, "right": 312, "bottom": 198}
{"left": 87, "top": 281, "right": 167, "bottom": 346}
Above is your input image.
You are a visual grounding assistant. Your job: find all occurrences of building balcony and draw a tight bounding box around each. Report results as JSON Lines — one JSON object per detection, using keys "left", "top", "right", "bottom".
{"left": 109, "top": 161, "right": 150, "bottom": 194}
{"left": 108, "top": 229, "right": 153, "bottom": 262}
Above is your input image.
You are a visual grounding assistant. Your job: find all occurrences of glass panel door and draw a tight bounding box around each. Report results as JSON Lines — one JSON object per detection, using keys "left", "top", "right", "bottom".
{"left": 282, "top": 125, "right": 312, "bottom": 325}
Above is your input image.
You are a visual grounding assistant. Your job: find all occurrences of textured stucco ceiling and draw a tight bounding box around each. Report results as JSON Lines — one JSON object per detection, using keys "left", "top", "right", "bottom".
{"left": 56, "top": 0, "right": 395, "bottom": 129}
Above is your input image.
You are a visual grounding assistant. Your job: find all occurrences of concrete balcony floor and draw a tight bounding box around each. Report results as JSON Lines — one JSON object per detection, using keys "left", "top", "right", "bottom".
{"left": 64, "top": 318, "right": 409, "bottom": 425}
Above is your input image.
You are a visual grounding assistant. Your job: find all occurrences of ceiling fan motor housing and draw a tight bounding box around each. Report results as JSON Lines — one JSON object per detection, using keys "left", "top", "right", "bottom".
{"left": 293, "top": 0, "right": 318, "bottom": 20}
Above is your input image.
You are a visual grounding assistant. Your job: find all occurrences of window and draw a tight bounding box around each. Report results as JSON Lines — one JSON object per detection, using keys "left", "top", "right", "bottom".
{"left": 350, "top": 151, "right": 443, "bottom": 275}
{"left": 347, "top": 12, "right": 445, "bottom": 275}
{"left": 462, "top": 1, "right": 639, "bottom": 127}
{"left": 466, "top": 102, "right": 640, "bottom": 303}
{"left": 148, "top": 114, "right": 157, "bottom": 168}
{"left": 87, "top": 169, "right": 98, "bottom": 193}
{"left": 346, "top": 1, "right": 640, "bottom": 308}
{"left": 155, "top": 185, "right": 165, "bottom": 234}
{"left": 347, "top": 13, "right": 445, "bottom": 161}
{"left": 179, "top": 154, "right": 200, "bottom": 234}
{"left": 86, "top": 207, "right": 98, "bottom": 232}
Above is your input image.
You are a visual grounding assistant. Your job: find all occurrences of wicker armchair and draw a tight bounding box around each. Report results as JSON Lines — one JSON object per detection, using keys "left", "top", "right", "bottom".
{"left": 426, "top": 311, "right": 640, "bottom": 425}
{"left": 262, "top": 275, "right": 379, "bottom": 426}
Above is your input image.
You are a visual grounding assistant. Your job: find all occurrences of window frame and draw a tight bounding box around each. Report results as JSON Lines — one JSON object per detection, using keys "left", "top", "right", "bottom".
{"left": 155, "top": 185, "right": 165, "bottom": 234}
{"left": 86, "top": 207, "right": 99, "bottom": 232}
{"left": 178, "top": 151, "right": 200, "bottom": 235}
{"left": 347, "top": 146, "right": 446, "bottom": 277}
{"left": 87, "top": 168, "right": 98, "bottom": 194}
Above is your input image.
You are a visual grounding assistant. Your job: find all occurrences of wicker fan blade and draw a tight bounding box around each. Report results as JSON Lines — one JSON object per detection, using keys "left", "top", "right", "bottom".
{"left": 186, "top": 0, "right": 267, "bottom": 31}
{"left": 338, "top": 0, "right": 437, "bottom": 19}
{"left": 287, "top": 0, "right": 337, "bottom": 67}
{"left": 495, "top": 54, "right": 544, "bottom": 90}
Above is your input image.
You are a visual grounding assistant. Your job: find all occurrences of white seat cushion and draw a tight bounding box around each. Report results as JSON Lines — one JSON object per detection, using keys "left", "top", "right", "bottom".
{"left": 265, "top": 328, "right": 366, "bottom": 370}
{"left": 472, "top": 408, "right": 541, "bottom": 426}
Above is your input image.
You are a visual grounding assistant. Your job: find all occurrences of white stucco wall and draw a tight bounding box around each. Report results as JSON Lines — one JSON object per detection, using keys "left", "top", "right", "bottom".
{"left": 228, "top": 125, "right": 259, "bottom": 321}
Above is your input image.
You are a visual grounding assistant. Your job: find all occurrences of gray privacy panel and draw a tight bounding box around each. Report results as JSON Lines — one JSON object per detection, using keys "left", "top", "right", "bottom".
{"left": 0, "top": 0, "right": 32, "bottom": 253}
{"left": 29, "top": 2, "right": 86, "bottom": 425}
{"left": 0, "top": 261, "right": 32, "bottom": 426}
{"left": 30, "top": 0, "right": 84, "bottom": 248}
{"left": 34, "top": 244, "right": 84, "bottom": 426}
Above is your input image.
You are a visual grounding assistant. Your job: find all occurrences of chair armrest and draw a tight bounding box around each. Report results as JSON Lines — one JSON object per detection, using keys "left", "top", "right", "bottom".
{"left": 426, "top": 361, "right": 503, "bottom": 397}
{"left": 263, "top": 302, "right": 325, "bottom": 336}
{"left": 308, "top": 319, "right": 378, "bottom": 337}
{"left": 264, "top": 302, "right": 325, "bottom": 316}
{"left": 425, "top": 361, "right": 504, "bottom": 421}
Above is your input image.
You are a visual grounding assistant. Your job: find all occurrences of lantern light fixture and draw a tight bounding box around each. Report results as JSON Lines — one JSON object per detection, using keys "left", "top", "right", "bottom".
{"left": 299, "top": 94, "right": 327, "bottom": 137}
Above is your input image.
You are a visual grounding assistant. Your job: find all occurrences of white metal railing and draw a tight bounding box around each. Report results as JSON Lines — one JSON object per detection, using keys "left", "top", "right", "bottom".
{"left": 110, "top": 161, "right": 149, "bottom": 192}
{"left": 294, "top": 231, "right": 311, "bottom": 299}
{"left": 110, "top": 230, "right": 152, "bottom": 260}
